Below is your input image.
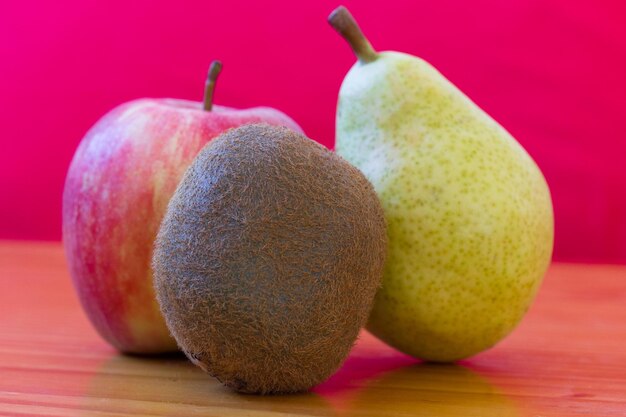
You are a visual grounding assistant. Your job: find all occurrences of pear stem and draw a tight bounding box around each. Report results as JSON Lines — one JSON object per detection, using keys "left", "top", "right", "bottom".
{"left": 203, "top": 60, "right": 223, "bottom": 111}
{"left": 328, "top": 6, "right": 378, "bottom": 63}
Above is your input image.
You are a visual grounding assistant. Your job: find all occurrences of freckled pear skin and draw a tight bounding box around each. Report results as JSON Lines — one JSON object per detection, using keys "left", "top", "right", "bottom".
{"left": 329, "top": 7, "right": 554, "bottom": 362}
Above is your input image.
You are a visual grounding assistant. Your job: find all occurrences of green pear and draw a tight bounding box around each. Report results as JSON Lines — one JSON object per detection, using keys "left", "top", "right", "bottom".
{"left": 328, "top": 6, "right": 554, "bottom": 362}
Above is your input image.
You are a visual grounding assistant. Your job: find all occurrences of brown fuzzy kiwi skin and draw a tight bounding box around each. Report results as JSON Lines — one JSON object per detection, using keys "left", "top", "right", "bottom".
{"left": 152, "top": 124, "right": 387, "bottom": 394}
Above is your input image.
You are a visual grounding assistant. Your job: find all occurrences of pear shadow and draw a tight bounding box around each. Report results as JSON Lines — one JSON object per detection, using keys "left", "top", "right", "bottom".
{"left": 339, "top": 362, "right": 524, "bottom": 417}
{"left": 82, "top": 353, "right": 336, "bottom": 416}
{"left": 310, "top": 331, "right": 526, "bottom": 416}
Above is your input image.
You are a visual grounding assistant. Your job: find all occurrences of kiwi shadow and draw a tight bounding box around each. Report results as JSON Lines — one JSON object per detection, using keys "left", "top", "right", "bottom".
{"left": 315, "top": 348, "right": 418, "bottom": 395}
{"left": 314, "top": 331, "right": 419, "bottom": 396}
{"left": 120, "top": 349, "right": 186, "bottom": 360}
{"left": 83, "top": 353, "right": 336, "bottom": 416}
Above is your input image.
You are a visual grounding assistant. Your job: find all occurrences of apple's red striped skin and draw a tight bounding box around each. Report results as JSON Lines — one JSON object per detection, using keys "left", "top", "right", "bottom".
{"left": 63, "top": 98, "right": 303, "bottom": 354}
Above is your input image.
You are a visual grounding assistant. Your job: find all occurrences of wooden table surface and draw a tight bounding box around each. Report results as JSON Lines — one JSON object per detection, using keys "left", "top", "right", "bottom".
{"left": 1, "top": 241, "right": 625, "bottom": 416}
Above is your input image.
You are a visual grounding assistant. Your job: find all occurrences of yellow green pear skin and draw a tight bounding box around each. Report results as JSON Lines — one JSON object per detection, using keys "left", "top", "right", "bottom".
{"left": 336, "top": 52, "right": 554, "bottom": 362}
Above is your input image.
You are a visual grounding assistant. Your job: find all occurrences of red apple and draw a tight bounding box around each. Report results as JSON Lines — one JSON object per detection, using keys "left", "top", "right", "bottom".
{"left": 63, "top": 61, "right": 303, "bottom": 354}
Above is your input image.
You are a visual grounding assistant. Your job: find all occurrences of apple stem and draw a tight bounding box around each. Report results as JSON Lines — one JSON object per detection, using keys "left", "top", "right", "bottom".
{"left": 328, "top": 6, "right": 378, "bottom": 63}
{"left": 203, "top": 60, "right": 223, "bottom": 111}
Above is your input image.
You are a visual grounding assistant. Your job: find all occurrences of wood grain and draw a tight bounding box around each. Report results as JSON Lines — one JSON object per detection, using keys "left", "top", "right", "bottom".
{"left": 1, "top": 241, "right": 625, "bottom": 416}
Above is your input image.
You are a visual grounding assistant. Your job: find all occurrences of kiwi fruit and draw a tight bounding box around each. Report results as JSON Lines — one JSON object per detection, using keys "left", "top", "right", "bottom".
{"left": 152, "top": 124, "right": 387, "bottom": 394}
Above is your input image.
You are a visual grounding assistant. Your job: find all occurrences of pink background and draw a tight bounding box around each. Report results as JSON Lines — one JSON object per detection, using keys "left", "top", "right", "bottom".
{"left": 1, "top": 0, "right": 625, "bottom": 263}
